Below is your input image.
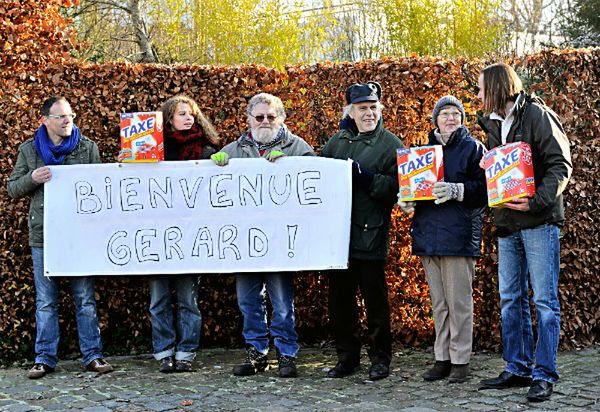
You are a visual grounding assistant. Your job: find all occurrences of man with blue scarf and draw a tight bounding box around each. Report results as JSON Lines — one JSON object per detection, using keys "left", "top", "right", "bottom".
{"left": 8, "top": 96, "right": 113, "bottom": 379}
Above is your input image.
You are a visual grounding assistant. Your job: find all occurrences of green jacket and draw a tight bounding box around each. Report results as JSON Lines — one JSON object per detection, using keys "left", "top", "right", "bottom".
{"left": 7, "top": 135, "right": 101, "bottom": 247}
{"left": 321, "top": 118, "right": 403, "bottom": 260}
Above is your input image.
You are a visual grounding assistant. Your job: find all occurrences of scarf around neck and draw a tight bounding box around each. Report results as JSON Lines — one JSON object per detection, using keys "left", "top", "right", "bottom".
{"left": 166, "top": 124, "right": 206, "bottom": 160}
{"left": 33, "top": 124, "right": 81, "bottom": 165}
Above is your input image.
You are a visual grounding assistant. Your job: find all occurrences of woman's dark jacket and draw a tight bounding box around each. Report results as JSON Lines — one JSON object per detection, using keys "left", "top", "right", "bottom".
{"left": 411, "top": 126, "right": 487, "bottom": 257}
{"left": 478, "top": 92, "right": 572, "bottom": 235}
{"left": 321, "top": 118, "right": 403, "bottom": 261}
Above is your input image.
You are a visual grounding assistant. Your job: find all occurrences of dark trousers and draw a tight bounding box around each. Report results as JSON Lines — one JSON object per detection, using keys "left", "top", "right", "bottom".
{"left": 328, "top": 258, "right": 392, "bottom": 366}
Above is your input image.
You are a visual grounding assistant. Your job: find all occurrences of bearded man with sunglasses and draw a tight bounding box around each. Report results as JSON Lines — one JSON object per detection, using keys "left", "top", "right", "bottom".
{"left": 211, "top": 93, "right": 314, "bottom": 378}
{"left": 8, "top": 96, "right": 113, "bottom": 379}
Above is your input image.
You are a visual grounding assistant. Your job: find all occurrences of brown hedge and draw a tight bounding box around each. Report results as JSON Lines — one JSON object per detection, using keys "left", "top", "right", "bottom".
{"left": 1, "top": 25, "right": 598, "bottom": 361}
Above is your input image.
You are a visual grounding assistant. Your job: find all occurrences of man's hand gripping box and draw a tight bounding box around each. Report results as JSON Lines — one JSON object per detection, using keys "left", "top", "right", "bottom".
{"left": 483, "top": 142, "right": 535, "bottom": 207}
{"left": 397, "top": 146, "right": 444, "bottom": 201}
{"left": 120, "top": 112, "right": 164, "bottom": 162}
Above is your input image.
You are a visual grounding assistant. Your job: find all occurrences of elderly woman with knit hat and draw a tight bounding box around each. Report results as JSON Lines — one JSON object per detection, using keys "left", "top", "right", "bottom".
{"left": 398, "top": 95, "right": 487, "bottom": 383}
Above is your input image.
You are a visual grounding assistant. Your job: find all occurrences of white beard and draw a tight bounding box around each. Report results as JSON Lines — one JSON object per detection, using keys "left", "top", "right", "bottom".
{"left": 252, "top": 127, "right": 277, "bottom": 144}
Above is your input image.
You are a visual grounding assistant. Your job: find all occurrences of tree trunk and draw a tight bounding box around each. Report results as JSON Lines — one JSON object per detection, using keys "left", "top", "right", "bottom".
{"left": 129, "top": 0, "right": 157, "bottom": 63}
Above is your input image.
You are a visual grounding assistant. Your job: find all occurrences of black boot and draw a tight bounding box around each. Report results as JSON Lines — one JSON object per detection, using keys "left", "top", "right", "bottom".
{"left": 277, "top": 351, "right": 298, "bottom": 378}
{"left": 422, "top": 360, "right": 451, "bottom": 381}
{"left": 232, "top": 346, "right": 268, "bottom": 376}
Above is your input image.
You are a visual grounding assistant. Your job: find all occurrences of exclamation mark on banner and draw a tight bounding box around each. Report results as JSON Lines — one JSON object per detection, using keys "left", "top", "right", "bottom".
{"left": 287, "top": 225, "right": 298, "bottom": 258}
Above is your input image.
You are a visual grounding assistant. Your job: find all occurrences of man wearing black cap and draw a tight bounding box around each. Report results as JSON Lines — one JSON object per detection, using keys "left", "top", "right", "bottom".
{"left": 320, "top": 82, "right": 403, "bottom": 380}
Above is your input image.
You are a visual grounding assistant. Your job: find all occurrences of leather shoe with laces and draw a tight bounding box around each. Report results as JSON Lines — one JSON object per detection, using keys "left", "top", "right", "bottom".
{"left": 326, "top": 361, "right": 360, "bottom": 378}
{"left": 27, "top": 363, "right": 54, "bottom": 379}
{"left": 85, "top": 358, "right": 113, "bottom": 374}
{"left": 480, "top": 371, "right": 531, "bottom": 389}
{"left": 527, "top": 380, "right": 553, "bottom": 402}
{"left": 368, "top": 362, "right": 389, "bottom": 381}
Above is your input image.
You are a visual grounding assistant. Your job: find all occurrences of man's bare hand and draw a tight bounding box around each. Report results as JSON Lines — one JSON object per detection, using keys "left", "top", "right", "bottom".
{"left": 31, "top": 166, "right": 52, "bottom": 184}
{"left": 502, "top": 197, "right": 530, "bottom": 211}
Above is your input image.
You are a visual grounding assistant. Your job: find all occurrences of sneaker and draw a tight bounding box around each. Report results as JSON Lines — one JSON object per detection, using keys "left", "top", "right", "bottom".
{"left": 448, "top": 363, "right": 469, "bottom": 383}
{"left": 232, "top": 346, "right": 268, "bottom": 376}
{"left": 422, "top": 360, "right": 451, "bottom": 381}
{"left": 175, "top": 359, "right": 193, "bottom": 373}
{"left": 27, "top": 363, "right": 54, "bottom": 379}
{"left": 85, "top": 358, "right": 113, "bottom": 374}
{"left": 159, "top": 356, "right": 175, "bottom": 373}
{"left": 277, "top": 352, "right": 298, "bottom": 378}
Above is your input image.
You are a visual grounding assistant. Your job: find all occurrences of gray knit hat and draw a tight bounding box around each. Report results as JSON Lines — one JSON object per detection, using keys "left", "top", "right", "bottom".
{"left": 432, "top": 95, "right": 465, "bottom": 128}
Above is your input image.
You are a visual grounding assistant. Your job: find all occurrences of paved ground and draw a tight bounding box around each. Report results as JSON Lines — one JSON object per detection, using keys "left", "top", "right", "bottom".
{"left": 0, "top": 346, "right": 598, "bottom": 411}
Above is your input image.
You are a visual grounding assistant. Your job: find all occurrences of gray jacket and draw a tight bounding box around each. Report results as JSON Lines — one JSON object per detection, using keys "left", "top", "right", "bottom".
{"left": 221, "top": 126, "right": 315, "bottom": 159}
{"left": 7, "top": 135, "right": 101, "bottom": 247}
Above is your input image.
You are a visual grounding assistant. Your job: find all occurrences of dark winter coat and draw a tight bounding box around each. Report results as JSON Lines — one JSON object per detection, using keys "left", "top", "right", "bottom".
{"left": 478, "top": 92, "right": 572, "bottom": 235}
{"left": 410, "top": 126, "right": 487, "bottom": 257}
{"left": 321, "top": 118, "right": 403, "bottom": 261}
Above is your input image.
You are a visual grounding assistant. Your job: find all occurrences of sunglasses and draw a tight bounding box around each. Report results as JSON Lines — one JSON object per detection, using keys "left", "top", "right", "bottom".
{"left": 250, "top": 114, "right": 278, "bottom": 123}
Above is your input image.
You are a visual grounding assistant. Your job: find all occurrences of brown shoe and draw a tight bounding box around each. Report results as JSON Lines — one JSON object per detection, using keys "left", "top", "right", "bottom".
{"left": 27, "top": 363, "right": 55, "bottom": 379}
{"left": 422, "top": 360, "right": 451, "bottom": 381}
{"left": 448, "top": 363, "right": 469, "bottom": 383}
{"left": 85, "top": 358, "right": 113, "bottom": 374}
{"left": 175, "top": 359, "right": 193, "bottom": 373}
{"left": 159, "top": 356, "right": 176, "bottom": 373}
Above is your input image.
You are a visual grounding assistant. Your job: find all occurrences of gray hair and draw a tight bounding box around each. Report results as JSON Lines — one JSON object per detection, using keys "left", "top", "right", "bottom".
{"left": 246, "top": 93, "right": 286, "bottom": 121}
{"left": 342, "top": 101, "right": 384, "bottom": 119}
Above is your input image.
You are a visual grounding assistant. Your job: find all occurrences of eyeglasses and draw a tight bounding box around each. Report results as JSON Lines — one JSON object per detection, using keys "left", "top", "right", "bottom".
{"left": 438, "top": 112, "right": 461, "bottom": 120}
{"left": 250, "top": 114, "right": 277, "bottom": 123}
{"left": 47, "top": 113, "right": 76, "bottom": 120}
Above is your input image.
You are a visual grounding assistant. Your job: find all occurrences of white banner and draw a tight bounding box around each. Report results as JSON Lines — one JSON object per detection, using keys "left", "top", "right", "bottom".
{"left": 43, "top": 158, "right": 351, "bottom": 276}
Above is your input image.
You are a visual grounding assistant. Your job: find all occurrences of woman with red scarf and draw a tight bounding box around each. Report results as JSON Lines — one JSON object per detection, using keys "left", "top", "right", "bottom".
{"left": 150, "top": 95, "right": 220, "bottom": 373}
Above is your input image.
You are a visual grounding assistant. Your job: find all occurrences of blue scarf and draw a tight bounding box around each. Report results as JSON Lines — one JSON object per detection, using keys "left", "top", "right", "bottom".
{"left": 33, "top": 124, "right": 81, "bottom": 165}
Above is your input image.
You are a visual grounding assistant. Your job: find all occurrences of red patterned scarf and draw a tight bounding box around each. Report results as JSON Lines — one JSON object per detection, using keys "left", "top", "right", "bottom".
{"left": 165, "top": 124, "right": 206, "bottom": 160}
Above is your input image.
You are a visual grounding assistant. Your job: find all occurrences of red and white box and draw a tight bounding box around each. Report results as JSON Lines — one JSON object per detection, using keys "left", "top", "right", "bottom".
{"left": 397, "top": 146, "right": 444, "bottom": 201}
{"left": 120, "top": 112, "right": 164, "bottom": 162}
{"left": 483, "top": 142, "right": 536, "bottom": 207}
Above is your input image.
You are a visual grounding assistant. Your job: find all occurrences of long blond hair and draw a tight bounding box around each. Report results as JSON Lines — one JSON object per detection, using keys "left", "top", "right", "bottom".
{"left": 160, "top": 95, "right": 220, "bottom": 145}
{"left": 480, "top": 63, "right": 524, "bottom": 117}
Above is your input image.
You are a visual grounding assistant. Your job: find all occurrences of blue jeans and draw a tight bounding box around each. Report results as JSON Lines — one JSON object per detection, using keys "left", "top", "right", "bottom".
{"left": 31, "top": 247, "right": 104, "bottom": 368}
{"left": 149, "top": 275, "right": 201, "bottom": 361}
{"left": 498, "top": 224, "right": 561, "bottom": 383}
{"left": 235, "top": 273, "right": 299, "bottom": 357}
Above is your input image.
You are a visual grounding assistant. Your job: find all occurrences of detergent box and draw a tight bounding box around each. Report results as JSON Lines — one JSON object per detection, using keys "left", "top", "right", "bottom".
{"left": 397, "top": 146, "right": 444, "bottom": 201}
{"left": 120, "top": 112, "right": 164, "bottom": 162}
{"left": 483, "top": 142, "right": 535, "bottom": 207}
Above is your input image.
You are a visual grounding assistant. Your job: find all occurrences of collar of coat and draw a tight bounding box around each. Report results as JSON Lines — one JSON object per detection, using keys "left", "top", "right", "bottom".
{"left": 339, "top": 117, "right": 384, "bottom": 145}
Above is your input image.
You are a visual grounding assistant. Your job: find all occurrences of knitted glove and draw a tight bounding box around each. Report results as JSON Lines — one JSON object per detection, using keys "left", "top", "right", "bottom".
{"left": 432, "top": 182, "right": 464, "bottom": 204}
{"left": 397, "top": 201, "right": 417, "bottom": 214}
{"left": 210, "top": 152, "right": 229, "bottom": 166}
{"left": 266, "top": 150, "right": 285, "bottom": 162}
{"left": 351, "top": 161, "right": 375, "bottom": 190}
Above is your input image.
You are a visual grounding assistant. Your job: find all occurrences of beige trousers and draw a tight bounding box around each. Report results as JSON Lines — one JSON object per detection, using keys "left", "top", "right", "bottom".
{"left": 421, "top": 256, "right": 475, "bottom": 365}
